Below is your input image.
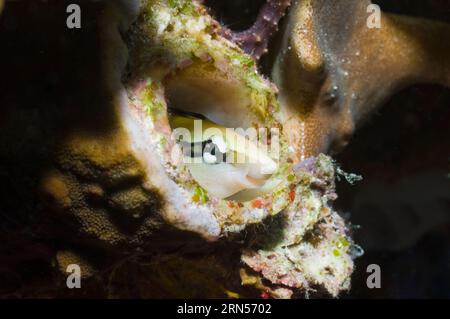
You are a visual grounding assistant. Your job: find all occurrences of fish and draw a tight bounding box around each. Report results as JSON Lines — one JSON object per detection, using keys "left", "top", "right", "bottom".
{"left": 169, "top": 108, "right": 278, "bottom": 200}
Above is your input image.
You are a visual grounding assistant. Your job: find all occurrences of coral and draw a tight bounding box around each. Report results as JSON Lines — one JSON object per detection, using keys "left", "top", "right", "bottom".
{"left": 51, "top": 155, "right": 357, "bottom": 299}
{"left": 220, "top": 0, "right": 292, "bottom": 60}
{"left": 107, "top": 0, "right": 356, "bottom": 297}
{"left": 125, "top": 0, "right": 292, "bottom": 239}
{"left": 56, "top": 250, "right": 96, "bottom": 279}
{"left": 128, "top": 0, "right": 279, "bottom": 120}
{"left": 272, "top": 0, "right": 450, "bottom": 158}
{"left": 48, "top": 131, "right": 164, "bottom": 247}
{"left": 241, "top": 155, "right": 356, "bottom": 297}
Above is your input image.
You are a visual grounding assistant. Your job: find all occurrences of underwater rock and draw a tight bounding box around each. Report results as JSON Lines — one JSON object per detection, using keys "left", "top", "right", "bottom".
{"left": 241, "top": 155, "right": 355, "bottom": 298}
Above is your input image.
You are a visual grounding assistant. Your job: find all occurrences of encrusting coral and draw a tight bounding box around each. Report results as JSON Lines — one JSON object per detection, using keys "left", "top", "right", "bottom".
{"left": 240, "top": 155, "right": 358, "bottom": 298}
{"left": 119, "top": 0, "right": 357, "bottom": 297}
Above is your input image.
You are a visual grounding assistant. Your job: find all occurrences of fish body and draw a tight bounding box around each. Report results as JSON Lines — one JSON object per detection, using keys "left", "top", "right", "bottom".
{"left": 169, "top": 109, "right": 278, "bottom": 200}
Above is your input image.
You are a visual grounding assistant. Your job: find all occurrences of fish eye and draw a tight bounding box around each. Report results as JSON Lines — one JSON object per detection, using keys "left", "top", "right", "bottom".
{"left": 202, "top": 140, "right": 226, "bottom": 164}
{"left": 176, "top": 138, "right": 227, "bottom": 164}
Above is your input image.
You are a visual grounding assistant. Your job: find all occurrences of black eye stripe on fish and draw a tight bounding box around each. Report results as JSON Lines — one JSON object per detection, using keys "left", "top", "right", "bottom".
{"left": 178, "top": 139, "right": 227, "bottom": 164}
